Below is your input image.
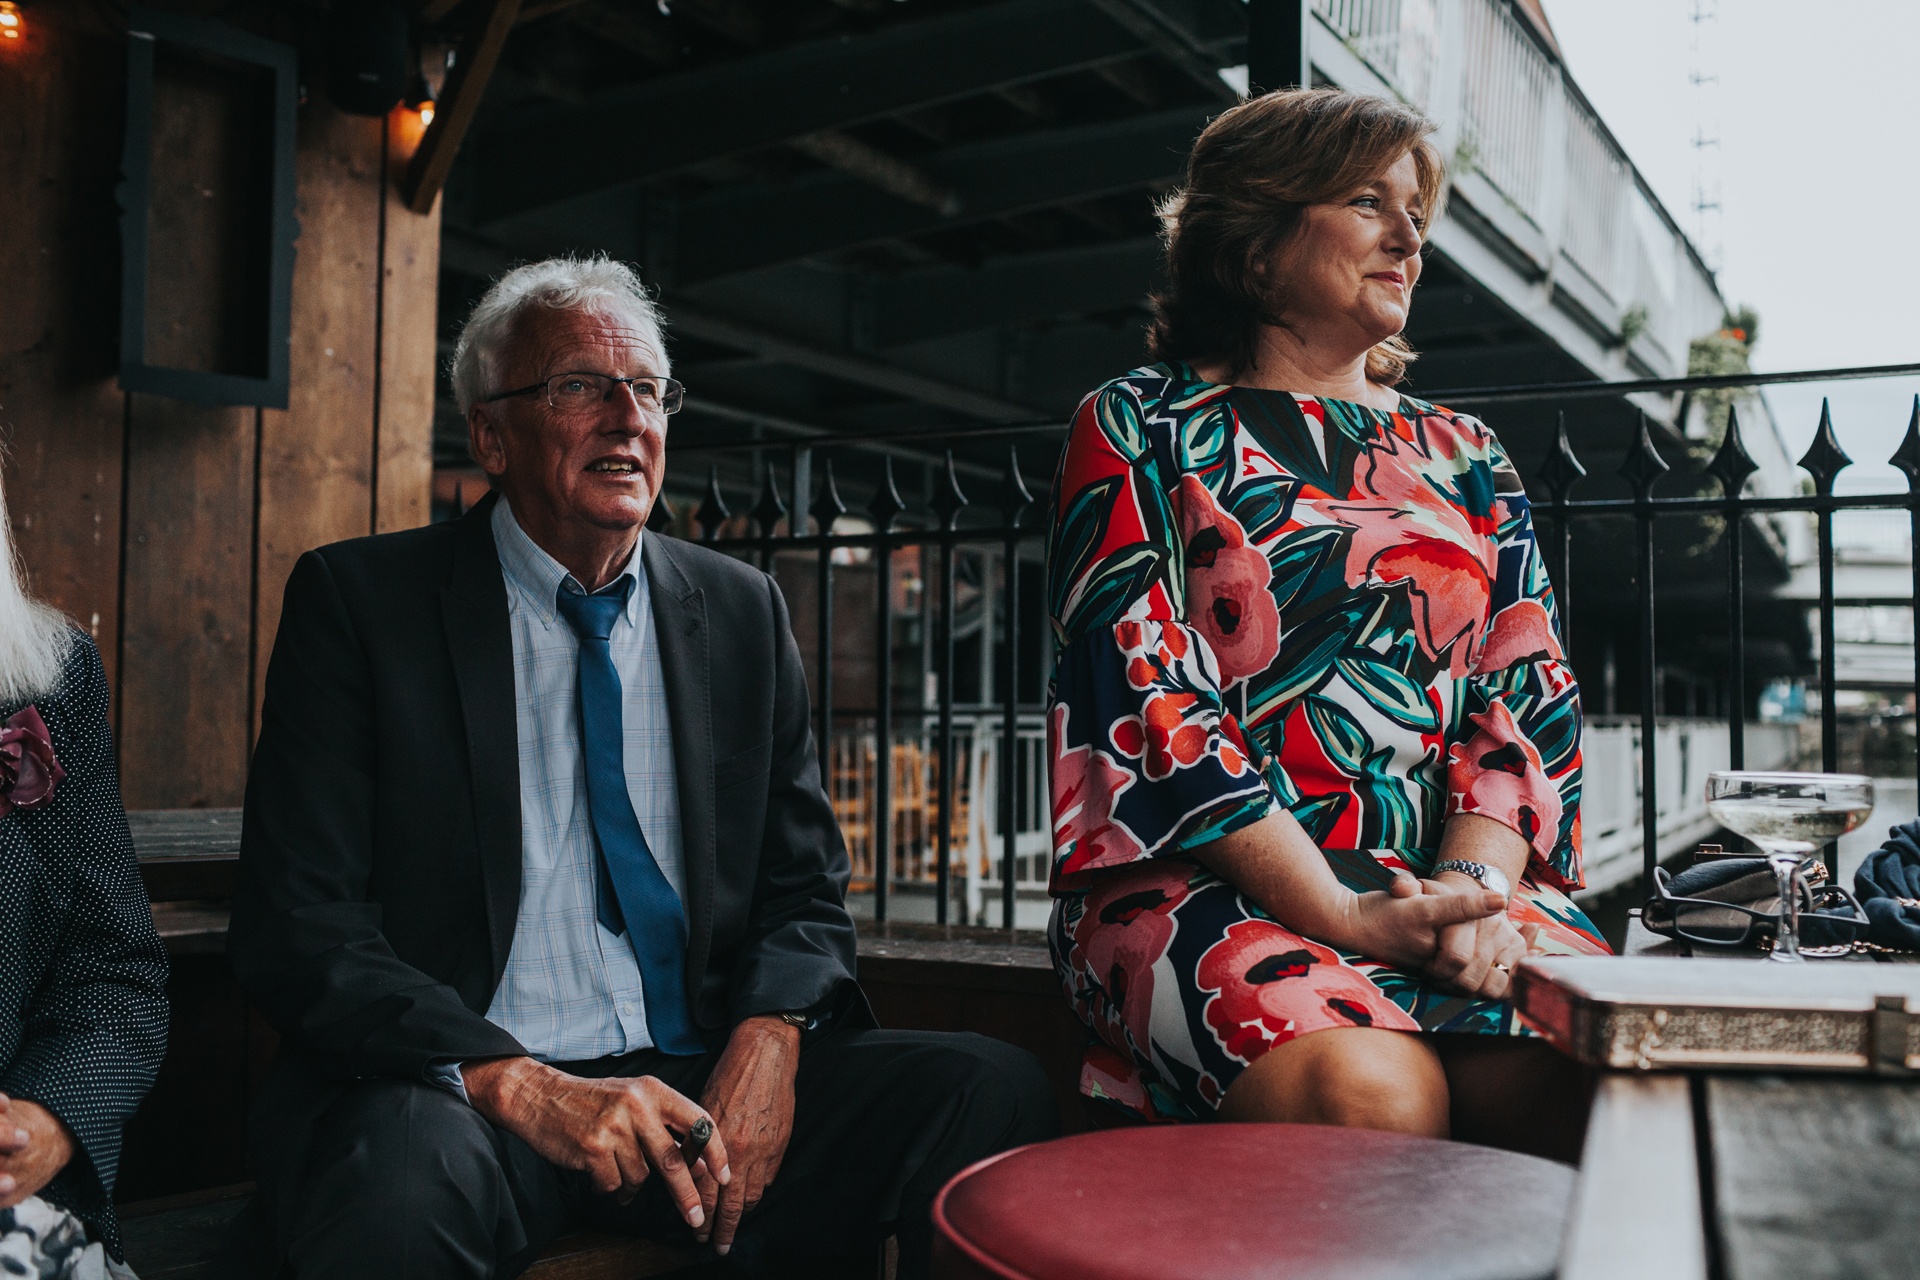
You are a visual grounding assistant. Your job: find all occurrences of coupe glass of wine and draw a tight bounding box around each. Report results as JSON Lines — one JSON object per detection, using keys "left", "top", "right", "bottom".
{"left": 1704, "top": 771, "right": 1874, "bottom": 962}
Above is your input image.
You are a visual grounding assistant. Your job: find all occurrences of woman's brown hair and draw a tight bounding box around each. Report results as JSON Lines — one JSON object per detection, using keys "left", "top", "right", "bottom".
{"left": 1147, "top": 88, "right": 1445, "bottom": 385}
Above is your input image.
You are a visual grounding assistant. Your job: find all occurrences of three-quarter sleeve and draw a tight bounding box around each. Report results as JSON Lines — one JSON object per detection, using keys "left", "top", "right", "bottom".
{"left": 1443, "top": 439, "right": 1585, "bottom": 890}
{"left": 1046, "top": 380, "right": 1277, "bottom": 885}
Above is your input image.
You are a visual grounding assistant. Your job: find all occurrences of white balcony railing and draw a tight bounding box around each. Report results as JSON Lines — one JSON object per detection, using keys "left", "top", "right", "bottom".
{"left": 827, "top": 712, "right": 1784, "bottom": 923}
{"left": 1577, "top": 718, "right": 1803, "bottom": 897}
{"left": 1311, "top": 0, "right": 1727, "bottom": 384}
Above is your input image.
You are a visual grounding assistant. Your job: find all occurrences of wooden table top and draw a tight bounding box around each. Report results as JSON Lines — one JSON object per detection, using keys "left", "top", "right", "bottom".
{"left": 1564, "top": 912, "right": 1920, "bottom": 1280}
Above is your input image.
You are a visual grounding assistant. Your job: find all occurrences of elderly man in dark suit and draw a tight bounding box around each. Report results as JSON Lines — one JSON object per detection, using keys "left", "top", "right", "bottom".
{"left": 229, "top": 255, "right": 1056, "bottom": 1280}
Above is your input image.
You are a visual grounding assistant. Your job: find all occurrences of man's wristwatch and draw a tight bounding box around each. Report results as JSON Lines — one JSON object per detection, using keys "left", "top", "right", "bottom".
{"left": 1432, "top": 859, "right": 1512, "bottom": 900}
{"left": 775, "top": 1010, "right": 811, "bottom": 1031}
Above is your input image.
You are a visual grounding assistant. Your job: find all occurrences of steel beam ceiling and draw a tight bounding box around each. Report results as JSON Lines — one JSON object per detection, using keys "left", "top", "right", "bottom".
{"left": 671, "top": 106, "right": 1209, "bottom": 283}
{"left": 469, "top": 0, "right": 1163, "bottom": 224}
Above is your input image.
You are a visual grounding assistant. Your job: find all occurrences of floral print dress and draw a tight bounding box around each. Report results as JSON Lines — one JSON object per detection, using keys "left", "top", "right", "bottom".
{"left": 1045, "top": 364, "right": 1610, "bottom": 1122}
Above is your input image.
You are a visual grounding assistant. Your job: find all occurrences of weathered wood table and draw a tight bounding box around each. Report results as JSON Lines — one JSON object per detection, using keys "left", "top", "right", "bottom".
{"left": 1560, "top": 913, "right": 1920, "bottom": 1280}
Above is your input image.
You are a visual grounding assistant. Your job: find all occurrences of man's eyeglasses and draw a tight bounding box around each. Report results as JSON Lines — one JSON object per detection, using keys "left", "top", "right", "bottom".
{"left": 482, "top": 372, "right": 684, "bottom": 415}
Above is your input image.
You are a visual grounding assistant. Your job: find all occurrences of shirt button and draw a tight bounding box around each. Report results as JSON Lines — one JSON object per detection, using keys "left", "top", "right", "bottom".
{"left": 622, "top": 1004, "right": 636, "bottom": 1016}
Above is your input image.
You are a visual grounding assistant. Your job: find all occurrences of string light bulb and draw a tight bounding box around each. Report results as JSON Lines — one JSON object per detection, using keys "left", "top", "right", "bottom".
{"left": 417, "top": 99, "right": 434, "bottom": 127}
{"left": 0, "top": 3, "right": 24, "bottom": 40}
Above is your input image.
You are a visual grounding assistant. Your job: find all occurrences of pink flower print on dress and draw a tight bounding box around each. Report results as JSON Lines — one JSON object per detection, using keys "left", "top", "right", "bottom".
{"left": 0, "top": 705, "right": 63, "bottom": 818}
{"left": 1070, "top": 860, "right": 1196, "bottom": 1054}
{"left": 1050, "top": 703, "right": 1146, "bottom": 876}
{"left": 1326, "top": 447, "right": 1498, "bottom": 676}
{"left": 1446, "top": 700, "right": 1563, "bottom": 859}
{"left": 1174, "top": 476, "right": 1280, "bottom": 684}
{"left": 1474, "top": 597, "right": 1564, "bottom": 675}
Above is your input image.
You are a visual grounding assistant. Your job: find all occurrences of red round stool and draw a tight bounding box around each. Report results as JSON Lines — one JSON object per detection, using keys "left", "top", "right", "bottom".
{"left": 931, "top": 1124, "right": 1574, "bottom": 1280}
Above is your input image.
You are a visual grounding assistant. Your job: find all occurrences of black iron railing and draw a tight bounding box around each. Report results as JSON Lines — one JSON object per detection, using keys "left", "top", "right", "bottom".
{"left": 655, "top": 361, "right": 1920, "bottom": 919}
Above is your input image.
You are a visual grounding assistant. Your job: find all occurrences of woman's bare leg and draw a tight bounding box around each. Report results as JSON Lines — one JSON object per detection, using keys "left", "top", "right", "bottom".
{"left": 1216, "top": 1026, "right": 1449, "bottom": 1136}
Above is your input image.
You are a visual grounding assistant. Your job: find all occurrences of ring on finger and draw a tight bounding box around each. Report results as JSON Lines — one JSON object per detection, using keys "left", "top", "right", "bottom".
{"left": 1493, "top": 962, "right": 1512, "bottom": 973}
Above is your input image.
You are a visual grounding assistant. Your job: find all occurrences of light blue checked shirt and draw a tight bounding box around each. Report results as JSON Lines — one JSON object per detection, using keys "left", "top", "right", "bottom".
{"left": 482, "top": 496, "right": 688, "bottom": 1063}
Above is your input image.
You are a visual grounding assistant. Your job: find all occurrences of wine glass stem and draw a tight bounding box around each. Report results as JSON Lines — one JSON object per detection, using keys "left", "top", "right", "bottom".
{"left": 1769, "top": 853, "right": 1803, "bottom": 963}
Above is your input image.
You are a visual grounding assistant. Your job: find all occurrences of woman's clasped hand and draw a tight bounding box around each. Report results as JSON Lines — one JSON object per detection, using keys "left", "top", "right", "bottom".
{"left": 1320, "top": 873, "right": 1535, "bottom": 1002}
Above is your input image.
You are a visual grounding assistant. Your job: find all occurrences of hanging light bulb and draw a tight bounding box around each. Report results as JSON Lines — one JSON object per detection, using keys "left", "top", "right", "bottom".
{"left": 0, "top": 3, "right": 25, "bottom": 40}
{"left": 407, "top": 69, "right": 437, "bottom": 128}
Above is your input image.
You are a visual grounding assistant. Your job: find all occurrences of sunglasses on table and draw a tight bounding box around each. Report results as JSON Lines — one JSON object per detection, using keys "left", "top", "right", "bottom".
{"left": 1648, "top": 862, "right": 1868, "bottom": 954}
{"left": 482, "top": 372, "right": 685, "bottom": 414}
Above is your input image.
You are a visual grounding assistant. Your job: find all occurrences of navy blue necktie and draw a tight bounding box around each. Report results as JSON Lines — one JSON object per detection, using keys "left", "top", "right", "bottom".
{"left": 554, "top": 577, "right": 702, "bottom": 1056}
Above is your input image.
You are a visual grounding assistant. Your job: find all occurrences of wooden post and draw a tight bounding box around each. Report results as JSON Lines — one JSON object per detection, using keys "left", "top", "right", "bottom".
{"left": 376, "top": 106, "right": 442, "bottom": 534}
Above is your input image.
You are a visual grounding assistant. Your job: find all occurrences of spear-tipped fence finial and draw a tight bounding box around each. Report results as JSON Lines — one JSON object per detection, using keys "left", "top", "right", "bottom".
{"left": 930, "top": 450, "right": 969, "bottom": 530}
{"left": 751, "top": 466, "right": 787, "bottom": 538}
{"left": 1616, "top": 413, "right": 1669, "bottom": 501}
{"left": 1889, "top": 396, "right": 1920, "bottom": 493}
{"left": 997, "top": 444, "right": 1034, "bottom": 530}
{"left": 810, "top": 455, "right": 848, "bottom": 535}
{"left": 1796, "top": 398, "right": 1853, "bottom": 495}
{"left": 867, "top": 456, "right": 906, "bottom": 533}
{"left": 695, "top": 464, "right": 731, "bottom": 542}
{"left": 646, "top": 492, "right": 675, "bottom": 533}
{"left": 1706, "top": 404, "right": 1760, "bottom": 499}
{"left": 1536, "top": 411, "right": 1587, "bottom": 503}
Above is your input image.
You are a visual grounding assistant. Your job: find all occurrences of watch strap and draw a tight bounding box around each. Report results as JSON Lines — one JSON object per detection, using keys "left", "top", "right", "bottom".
{"left": 1433, "top": 859, "right": 1512, "bottom": 899}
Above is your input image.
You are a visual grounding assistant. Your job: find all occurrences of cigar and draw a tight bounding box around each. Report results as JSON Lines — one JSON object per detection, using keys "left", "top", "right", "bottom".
{"left": 679, "top": 1116, "right": 713, "bottom": 1169}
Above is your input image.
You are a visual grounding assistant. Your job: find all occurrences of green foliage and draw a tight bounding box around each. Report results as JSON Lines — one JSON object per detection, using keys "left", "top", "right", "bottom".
{"left": 1687, "top": 304, "right": 1762, "bottom": 450}
{"left": 1619, "top": 304, "right": 1650, "bottom": 347}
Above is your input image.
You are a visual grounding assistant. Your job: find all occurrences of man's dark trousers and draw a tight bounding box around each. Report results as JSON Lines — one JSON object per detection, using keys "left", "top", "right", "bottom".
{"left": 250, "top": 1026, "right": 1056, "bottom": 1280}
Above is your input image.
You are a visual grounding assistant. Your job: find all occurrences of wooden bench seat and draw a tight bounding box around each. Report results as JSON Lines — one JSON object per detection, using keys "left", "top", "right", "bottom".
{"left": 118, "top": 1183, "right": 702, "bottom": 1279}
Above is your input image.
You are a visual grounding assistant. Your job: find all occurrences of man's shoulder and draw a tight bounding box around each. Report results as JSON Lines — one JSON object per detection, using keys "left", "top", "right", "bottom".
{"left": 301, "top": 517, "right": 467, "bottom": 598}
{"left": 647, "top": 533, "right": 771, "bottom": 603}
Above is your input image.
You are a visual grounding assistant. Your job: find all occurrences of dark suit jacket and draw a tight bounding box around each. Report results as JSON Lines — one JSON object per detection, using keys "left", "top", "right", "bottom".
{"left": 0, "top": 634, "right": 169, "bottom": 1257}
{"left": 229, "top": 493, "right": 863, "bottom": 1096}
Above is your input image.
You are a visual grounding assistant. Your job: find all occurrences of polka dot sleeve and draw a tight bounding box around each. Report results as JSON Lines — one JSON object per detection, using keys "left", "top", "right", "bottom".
{"left": 0, "top": 634, "right": 170, "bottom": 1258}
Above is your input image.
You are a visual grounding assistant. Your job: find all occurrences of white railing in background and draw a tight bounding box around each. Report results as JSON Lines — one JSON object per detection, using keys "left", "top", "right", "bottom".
{"left": 825, "top": 716, "right": 1052, "bottom": 898}
{"left": 1311, "top": 0, "right": 1723, "bottom": 377}
{"left": 1314, "top": 0, "right": 1438, "bottom": 108}
{"left": 1457, "top": 0, "right": 1554, "bottom": 223}
{"left": 1559, "top": 98, "right": 1630, "bottom": 297}
{"left": 1577, "top": 718, "right": 1803, "bottom": 898}
{"left": 829, "top": 713, "right": 1792, "bottom": 922}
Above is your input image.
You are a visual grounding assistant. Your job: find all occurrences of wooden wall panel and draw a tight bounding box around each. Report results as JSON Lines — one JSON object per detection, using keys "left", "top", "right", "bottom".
{"left": 7, "top": 6, "right": 443, "bottom": 803}
{"left": 252, "top": 100, "right": 382, "bottom": 728}
{"left": 0, "top": 7, "right": 129, "bottom": 677}
{"left": 117, "top": 397, "right": 257, "bottom": 810}
{"left": 375, "top": 108, "right": 441, "bottom": 536}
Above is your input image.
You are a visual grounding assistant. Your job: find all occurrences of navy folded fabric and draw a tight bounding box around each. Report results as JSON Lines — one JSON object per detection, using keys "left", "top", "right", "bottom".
{"left": 1853, "top": 820, "right": 1920, "bottom": 952}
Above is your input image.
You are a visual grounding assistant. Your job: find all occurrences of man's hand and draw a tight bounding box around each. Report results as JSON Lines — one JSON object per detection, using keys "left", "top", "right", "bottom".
{"left": 1419, "top": 872, "right": 1541, "bottom": 1000}
{"left": 695, "top": 1015, "right": 801, "bottom": 1257}
{"left": 0, "top": 1094, "right": 75, "bottom": 1210}
{"left": 463, "top": 1057, "right": 729, "bottom": 1231}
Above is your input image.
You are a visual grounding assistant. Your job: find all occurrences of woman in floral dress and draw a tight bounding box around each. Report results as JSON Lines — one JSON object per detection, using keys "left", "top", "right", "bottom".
{"left": 1046, "top": 89, "right": 1610, "bottom": 1135}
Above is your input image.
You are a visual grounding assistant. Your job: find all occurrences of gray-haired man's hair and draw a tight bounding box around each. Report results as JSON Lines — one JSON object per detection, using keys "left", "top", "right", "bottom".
{"left": 450, "top": 255, "right": 669, "bottom": 416}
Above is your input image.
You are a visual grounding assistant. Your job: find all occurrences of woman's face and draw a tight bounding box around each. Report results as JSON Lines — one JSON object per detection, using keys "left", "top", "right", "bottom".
{"left": 1270, "top": 151, "right": 1427, "bottom": 353}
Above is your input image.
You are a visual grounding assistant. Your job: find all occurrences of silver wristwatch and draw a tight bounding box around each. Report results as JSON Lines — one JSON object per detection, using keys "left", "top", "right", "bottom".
{"left": 1432, "top": 859, "right": 1511, "bottom": 900}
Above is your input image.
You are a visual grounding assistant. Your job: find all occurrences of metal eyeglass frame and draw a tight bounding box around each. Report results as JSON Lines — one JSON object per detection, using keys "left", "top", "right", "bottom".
{"left": 481, "top": 372, "right": 685, "bottom": 413}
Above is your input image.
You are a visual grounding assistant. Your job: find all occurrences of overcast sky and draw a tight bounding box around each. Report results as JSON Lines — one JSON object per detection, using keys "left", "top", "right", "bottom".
{"left": 1547, "top": 0, "right": 1920, "bottom": 498}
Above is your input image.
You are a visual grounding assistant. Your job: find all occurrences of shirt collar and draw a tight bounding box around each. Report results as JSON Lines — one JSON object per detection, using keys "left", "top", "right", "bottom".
{"left": 492, "top": 496, "right": 645, "bottom": 630}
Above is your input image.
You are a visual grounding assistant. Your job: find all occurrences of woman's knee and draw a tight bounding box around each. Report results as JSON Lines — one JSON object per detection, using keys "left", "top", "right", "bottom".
{"left": 1221, "top": 1028, "right": 1448, "bottom": 1137}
